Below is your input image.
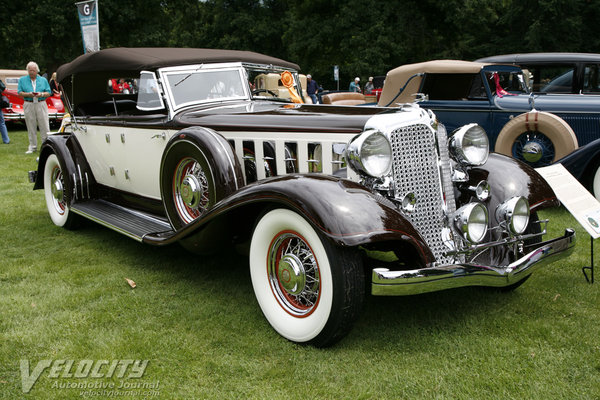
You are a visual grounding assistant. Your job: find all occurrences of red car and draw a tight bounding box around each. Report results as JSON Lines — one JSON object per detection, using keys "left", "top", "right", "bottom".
{"left": 1, "top": 69, "right": 65, "bottom": 128}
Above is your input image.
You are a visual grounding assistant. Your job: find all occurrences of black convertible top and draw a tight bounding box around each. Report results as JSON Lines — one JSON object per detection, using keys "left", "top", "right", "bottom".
{"left": 57, "top": 47, "right": 300, "bottom": 83}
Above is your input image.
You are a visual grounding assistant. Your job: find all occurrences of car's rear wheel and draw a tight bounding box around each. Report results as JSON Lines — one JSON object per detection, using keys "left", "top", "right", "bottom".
{"left": 43, "top": 153, "right": 79, "bottom": 229}
{"left": 249, "top": 208, "right": 364, "bottom": 347}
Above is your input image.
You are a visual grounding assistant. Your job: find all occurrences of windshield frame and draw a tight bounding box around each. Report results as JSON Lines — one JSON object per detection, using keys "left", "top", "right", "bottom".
{"left": 157, "top": 62, "right": 303, "bottom": 117}
{"left": 159, "top": 62, "right": 250, "bottom": 113}
{"left": 482, "top": 65, "right": 530, "bottom": 96}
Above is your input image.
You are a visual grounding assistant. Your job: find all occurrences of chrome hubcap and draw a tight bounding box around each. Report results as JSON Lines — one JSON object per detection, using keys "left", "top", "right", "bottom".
{"left": 50, "top": 165, "right": 66, "bottom": 215}
{"left": 52, "top": 178, "right": 63, "bottom": 201}
{"left": 522, "top": 141, "right": 543, "bottom": 163}
{"left": 180, "top": 175, "right": 200, "bottom": 208}
{"left": 277, "top": 254, "right": 306, "bottom": 295}
{"left": 173, "top": 157, "right": 210, "bottom": 224}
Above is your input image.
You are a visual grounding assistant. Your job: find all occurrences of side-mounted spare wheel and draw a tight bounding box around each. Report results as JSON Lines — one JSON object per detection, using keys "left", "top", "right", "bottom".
{"left": 43, "top": 153, "right": 80, "bottom": 229}
{"left": 160, "top": 127, "right": 244, "bottom": 230}
{"left": 495, "top": 111, "right": 578, "bottom": 167}
{"left": 249, "top": 208, "right": 365, "bottom": 347}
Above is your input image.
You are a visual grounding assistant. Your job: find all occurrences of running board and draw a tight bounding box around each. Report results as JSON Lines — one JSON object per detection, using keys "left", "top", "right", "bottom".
{"left": 71, "top": 200, "right": 174, "bottom": 242}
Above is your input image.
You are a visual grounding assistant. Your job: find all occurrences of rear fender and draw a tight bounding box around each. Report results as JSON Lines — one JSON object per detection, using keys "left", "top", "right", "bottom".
{"left": 34, "top": 135, "right": 96, "bottom": 202}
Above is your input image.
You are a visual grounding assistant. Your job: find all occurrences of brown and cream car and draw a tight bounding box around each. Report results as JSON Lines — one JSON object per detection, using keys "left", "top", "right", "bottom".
{"left": 30, "top": 48, "right": 575, "bottom": 346}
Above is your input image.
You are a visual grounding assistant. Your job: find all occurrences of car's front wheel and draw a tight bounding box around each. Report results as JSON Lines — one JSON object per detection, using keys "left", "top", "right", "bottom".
{"left": 43, "top": 153, "right": 79, "bottom": 229}
{"left": 249, "top": 208, "right": 364, "bottom": 347}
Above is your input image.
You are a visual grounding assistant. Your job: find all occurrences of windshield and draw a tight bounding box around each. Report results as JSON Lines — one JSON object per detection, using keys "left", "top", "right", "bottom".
{"left": 163, "top": 67, "right": 248, "bottom": 109}
{"left": 246, "top": 66, "right": 303, "bottom": 102}
{"left": 484, "top": 69, "right": 528, "bottom": 96}
{"left": 160, "top": 64, "right": 302, "bottom": 109}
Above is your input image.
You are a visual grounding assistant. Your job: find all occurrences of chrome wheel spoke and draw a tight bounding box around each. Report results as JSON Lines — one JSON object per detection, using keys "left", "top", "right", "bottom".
{"left": 268, "top": 233, "right": 320, "bottom": 316}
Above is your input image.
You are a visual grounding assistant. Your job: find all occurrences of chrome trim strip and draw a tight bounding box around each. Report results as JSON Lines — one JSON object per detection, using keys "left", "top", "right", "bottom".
{"left": 371, "top": 228, "right": 575, "bottom": 296}
{"left": 3, "top": 112, "right": 65, "bottom": 120}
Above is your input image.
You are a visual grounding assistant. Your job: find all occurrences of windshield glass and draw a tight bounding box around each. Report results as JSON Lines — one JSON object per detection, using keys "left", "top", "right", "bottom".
{"left": 246, "top": 66, "right": 302, "bottom": 102}
{"left": 484, "top": 69, "right": 528, "bottom": 95}
{"left": 163, "top": 68, "right": 247, "bottom": 108}
{"left": 161, "top": 64, "right": 303, "bottom": 109}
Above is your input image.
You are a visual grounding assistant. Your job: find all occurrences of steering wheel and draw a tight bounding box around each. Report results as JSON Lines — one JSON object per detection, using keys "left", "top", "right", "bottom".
{"left": 252, "top": 89, "right": 277, "bottom": 97}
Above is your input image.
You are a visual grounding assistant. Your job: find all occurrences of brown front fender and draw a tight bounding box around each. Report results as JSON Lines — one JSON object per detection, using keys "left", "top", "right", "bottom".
{"left": 144, "top": 174, "right": 435, "bottom": 265}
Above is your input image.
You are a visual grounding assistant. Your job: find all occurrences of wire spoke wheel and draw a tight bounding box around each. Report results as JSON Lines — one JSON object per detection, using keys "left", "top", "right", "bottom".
{"left": 172, "top": 157, "right": 210, "bottom": 224}
{"left": 49, "top": 164, "right": 66, "bottom": 216}
{"left": 268, "top": 231, "right": 321, "bottom": 316}
{"left": 43, "top": 153, "right": 79, "bottom": 229}
{"left": 250, "top": 208, "right": 364, "bottom": 347}
{"left": 511, "top": 131, "right": 555, "bottom": 167}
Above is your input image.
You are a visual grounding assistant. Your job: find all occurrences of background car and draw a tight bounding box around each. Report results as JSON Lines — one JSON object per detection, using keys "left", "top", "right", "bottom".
{"left": 0, "top": 69, "right": 65, "bottom": 128}
{"left": 475, "top": 52, "right": 600, "bottom": 94}
{"left": 30, "top": 47, "right": 574, "bottom": 346}
{"left": 377, "top": 60, "right": 600, "bottom": 168}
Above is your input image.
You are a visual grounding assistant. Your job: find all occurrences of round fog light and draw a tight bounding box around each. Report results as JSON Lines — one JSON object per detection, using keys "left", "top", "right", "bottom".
{"left": 454, "top": 203, "right": 488, "bottom": 243}
{"left": 496, "top": 196, "right": 530, "bottom": 234}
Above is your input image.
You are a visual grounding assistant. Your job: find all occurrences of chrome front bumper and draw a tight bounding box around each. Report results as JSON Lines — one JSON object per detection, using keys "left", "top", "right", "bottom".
{"left": 371, "top": 228, "right": 576, "bottom": 296}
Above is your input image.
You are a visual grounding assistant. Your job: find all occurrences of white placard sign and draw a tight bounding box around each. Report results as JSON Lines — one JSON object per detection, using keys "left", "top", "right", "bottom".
{"left": 536, "top": 163, "right": 600, "bottom": 239}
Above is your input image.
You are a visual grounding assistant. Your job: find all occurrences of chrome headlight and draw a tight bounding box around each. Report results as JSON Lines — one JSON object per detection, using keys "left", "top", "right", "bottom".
{"left": 454, "top": 203, "right": 488, "bottom": 243}
{"left": 496, "top": 196, "right": 530, "bottom": 235}
{"left": 346, "top": 130, "right": 392, "bottom": 178}
{"left": 449, "top": 123, "right": 489, "bottom": 166}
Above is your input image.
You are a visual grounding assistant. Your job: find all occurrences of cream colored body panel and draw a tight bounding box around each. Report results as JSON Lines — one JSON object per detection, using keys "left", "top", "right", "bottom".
{"left": 74, "top": 124, "right": 175, "bottom": 200}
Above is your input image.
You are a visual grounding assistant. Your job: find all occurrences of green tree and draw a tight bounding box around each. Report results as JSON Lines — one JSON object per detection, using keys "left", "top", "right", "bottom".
{"left": 2, "top": 0, "right": 600, "bottom": 90}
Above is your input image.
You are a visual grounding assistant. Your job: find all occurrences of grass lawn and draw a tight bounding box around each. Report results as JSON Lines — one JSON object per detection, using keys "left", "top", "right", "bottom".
{"left": 1, "top": 129, "right": 599, "bottom": 399}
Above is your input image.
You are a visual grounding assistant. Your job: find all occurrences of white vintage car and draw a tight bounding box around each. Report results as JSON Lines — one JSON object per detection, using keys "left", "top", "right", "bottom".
{"left": 30, "top": 48, "right": 575, "bottom": 346}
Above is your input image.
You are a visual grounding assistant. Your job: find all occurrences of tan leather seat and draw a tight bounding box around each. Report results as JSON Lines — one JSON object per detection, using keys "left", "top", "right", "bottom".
{"left": 321, "top": 92, "right": 366, "bottom": 105}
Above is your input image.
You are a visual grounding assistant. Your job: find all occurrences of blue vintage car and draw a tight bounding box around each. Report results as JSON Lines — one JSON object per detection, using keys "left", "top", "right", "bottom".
{"left": 556, "top": 138, "right": 600, "bottom": 200}
{"left": 377, "top": 60, "right": 600, "bottom": 168}
{"left": 475, "top": 52, "right": 600, "bottom": 95}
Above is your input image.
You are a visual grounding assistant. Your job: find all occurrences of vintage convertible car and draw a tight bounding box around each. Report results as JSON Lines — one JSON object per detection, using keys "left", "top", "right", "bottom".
{"left": 30, "top": 48, "right": 575, "bottom": 346}
{"left": 476, "top": 52, "right": 600, "bottom": 94}
{"left": 377, "top": 60, "right": 600, "bottom": 168}
{"left": 0, "top": 69, "right": 65, "bottom": 127}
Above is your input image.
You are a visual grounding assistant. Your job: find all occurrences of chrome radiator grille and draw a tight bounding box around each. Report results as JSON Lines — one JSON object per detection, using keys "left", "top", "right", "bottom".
{"left": 390, "top": 124, "right": 454, "bottom": 264}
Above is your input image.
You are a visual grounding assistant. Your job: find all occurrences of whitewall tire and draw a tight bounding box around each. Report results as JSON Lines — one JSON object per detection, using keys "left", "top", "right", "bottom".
{"left": 249, "top": 208, "right": 364, "bottom": 347}
{"left": 43, "top": 154, "right": 78, "bottom": 229}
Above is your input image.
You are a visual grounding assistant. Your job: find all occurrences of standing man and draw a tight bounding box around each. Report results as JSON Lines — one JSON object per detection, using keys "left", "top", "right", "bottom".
{"left": 364, "top": 77, "right": 374, "bottom": 94}
{"left": 18, "top": 61, "right": 51, "bottom": 154}
{"left": 0, "top": 79, "right": 10, "bottom": 144}
{"left": 349, "top": 77, "right": 360, "bottom": 92}
{"left": 306, "top": 74, "right": 319, "bottom": 104}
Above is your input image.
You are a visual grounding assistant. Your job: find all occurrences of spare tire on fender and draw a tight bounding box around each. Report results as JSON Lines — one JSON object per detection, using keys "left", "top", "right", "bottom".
{"left": 494, "top": 111, "right": 578, "bottom": 167}
{"left": 160, "top": 127, "right": 244, "bottom": 230}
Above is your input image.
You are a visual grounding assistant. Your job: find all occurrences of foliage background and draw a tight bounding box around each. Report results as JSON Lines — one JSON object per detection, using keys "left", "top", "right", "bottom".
{"left": 2, "top": 0, "right": 600, "bottom": 89}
